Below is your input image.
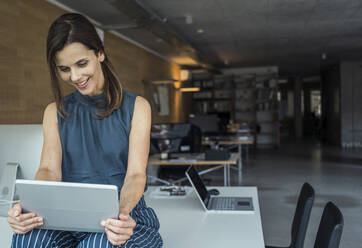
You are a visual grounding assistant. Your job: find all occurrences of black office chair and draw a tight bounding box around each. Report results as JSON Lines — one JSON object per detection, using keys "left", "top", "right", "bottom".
{"left": 313, "top": 202, "right": 344, "bottom": 248}
{"left": 266, "top": 182, "right": 315, "bottom": 248}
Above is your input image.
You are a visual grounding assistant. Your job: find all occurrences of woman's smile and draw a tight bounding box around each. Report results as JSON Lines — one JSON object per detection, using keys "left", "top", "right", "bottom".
{"left": 75, "top": 78, "right": 90, "bottom": 89}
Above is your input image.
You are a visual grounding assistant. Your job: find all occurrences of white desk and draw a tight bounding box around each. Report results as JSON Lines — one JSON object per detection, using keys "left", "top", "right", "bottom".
{"left": 144, "top": 186, "right": 265, "bottom": 248}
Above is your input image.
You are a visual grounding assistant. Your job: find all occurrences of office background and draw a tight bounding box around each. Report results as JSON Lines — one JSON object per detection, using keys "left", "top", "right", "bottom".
{"left": 1, "top": 0, "right": 362, "bottom": 247}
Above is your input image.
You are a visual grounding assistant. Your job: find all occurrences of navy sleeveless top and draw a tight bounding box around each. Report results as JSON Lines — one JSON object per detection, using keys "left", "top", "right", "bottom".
{"left": 56, "top": 90, "right": 163, "bottom": 246}
{"left": 57, "top": 90, "right": 136, "bottom": 192}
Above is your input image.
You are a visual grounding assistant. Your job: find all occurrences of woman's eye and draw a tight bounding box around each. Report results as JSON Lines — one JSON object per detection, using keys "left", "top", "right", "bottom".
{"left": 59, "top": 67, "right": 70, "bottom": 72}
{"left": 78, "top": 61, "right": 88, "bottom": 67}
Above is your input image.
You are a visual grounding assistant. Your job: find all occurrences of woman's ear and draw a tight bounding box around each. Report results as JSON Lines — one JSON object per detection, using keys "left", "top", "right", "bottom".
{"left": 98, "top": 51, "right": 105, "bottom": 62}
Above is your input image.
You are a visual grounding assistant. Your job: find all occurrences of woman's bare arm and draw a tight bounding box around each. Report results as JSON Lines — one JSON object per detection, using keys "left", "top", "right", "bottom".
{"left": 35, "top": 102, "right": 62, "bottom": 181}
{"left": 101, "top": 96, "right": 150, "bottom": 246}
{"left": 7, "top": 102, "right": 62, "bottom": 234}
{"left": 119, "top": 96, "right": 151, "bottom": 215}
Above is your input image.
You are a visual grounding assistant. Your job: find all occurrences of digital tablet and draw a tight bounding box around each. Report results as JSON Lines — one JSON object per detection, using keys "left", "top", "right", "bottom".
{"left": 15, "top": 179, "right": 119, "bottom": 232}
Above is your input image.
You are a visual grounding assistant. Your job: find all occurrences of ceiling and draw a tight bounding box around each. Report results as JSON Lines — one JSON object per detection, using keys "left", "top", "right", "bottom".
{"left": 50, "top": 0, "right": 362, "bottom": 76}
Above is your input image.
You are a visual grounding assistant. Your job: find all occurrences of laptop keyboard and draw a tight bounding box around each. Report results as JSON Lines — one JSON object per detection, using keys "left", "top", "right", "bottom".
{"left": 211, "top": 197, "right": 235, "bottom": 210}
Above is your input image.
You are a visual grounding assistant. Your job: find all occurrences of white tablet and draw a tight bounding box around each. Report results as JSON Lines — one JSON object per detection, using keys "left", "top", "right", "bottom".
{"left": 15, "top": 179, "right": 119, "bottom": 232}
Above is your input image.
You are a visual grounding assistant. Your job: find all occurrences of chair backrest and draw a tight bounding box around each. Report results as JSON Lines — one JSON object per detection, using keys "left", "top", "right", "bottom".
{"left": 314, "top": 202, "right": 344, "bottom": 248}
{"left": 290, "top": 182, "right": 315, "bottom": 248}
{"left": 189, "top": 124, "right": 202, "bottom": 152}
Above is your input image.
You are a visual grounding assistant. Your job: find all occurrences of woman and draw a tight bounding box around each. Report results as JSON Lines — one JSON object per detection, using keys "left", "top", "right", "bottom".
{"left": 7, "top": 13, "right": 162, "bottom": 247}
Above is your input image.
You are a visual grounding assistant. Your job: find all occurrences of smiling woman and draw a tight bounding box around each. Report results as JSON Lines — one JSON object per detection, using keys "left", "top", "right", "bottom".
{"left": 55, "top": 42, "right": 105, "bottom": 96}
{"left": 7, "top": 13, "right": 162, "bottom": 248}
{"left": 46, "top": 13, "right": 123, "bottom": 119}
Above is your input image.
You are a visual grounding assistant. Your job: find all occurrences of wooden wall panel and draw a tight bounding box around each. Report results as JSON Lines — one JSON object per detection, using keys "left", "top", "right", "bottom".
{"left": 105, "top": 32, "right": 191, "bottom": 123}
{"left": 0, "top": 0, "right": 66, "bottom": 124}
{"left": 0, "top": 0, "right": 190, "bottom": 124}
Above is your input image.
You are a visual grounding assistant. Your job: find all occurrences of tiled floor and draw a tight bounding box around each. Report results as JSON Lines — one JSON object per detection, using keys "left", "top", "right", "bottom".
{"left": 153, "top": 138, "right": 362, "bottom": 248}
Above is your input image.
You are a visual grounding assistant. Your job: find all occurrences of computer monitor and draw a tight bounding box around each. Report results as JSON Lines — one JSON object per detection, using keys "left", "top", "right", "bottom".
{"left": 150, "top": 123, "right": 201, "bottom": 154}
{"left": 189, "top": 114, "right": 219, "bottom": 134}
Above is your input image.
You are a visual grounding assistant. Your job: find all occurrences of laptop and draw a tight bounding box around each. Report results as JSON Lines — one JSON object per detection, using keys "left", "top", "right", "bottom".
{"left": 15, "top": 180, "right": 119, "bottom": 232}
{"left": 185, "top": 166, "right": 254, "bottom": 213}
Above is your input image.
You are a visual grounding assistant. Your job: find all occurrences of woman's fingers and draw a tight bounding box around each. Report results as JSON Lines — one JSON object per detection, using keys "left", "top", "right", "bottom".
{"left": 100, "top": 216, "right": 136, "bottom": 246}
{"left": 9, "top": 219, "right": 43, "bottom": 234}
{"left": 7, "top": 207, "right": 43, "bottom": 235}
{"left": 19, "top": 216, "right": 43, "bottom": 227}
{"left": 15, "top": 212, "right": 37, "bottom": 222}
{"left": 105, "top": 228, "right": 128, "bottom": 246}
{"left": 104, "top": 218, "right": 135, "bottom": 228}
{"left": 101, "top": 219, "right": 134, "bottom": 236}
{"left": 8, "top": 203, "right": 22, "bottom": 217}
{"left": 7, "top": 213, "right": 33, "bottom": 225}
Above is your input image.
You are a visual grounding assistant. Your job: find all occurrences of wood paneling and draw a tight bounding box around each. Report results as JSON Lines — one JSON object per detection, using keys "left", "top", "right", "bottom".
{"left": 0, "top": 0, "right": 66, "bottom": 124}
{"left": 105, "top": 32, "right": 193, "bottom": 123}
{"left": 0, "top": 0, "right": 190, "bottom": 124}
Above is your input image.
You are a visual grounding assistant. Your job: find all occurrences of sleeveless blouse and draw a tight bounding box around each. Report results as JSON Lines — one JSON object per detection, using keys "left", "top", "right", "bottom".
{"left": 58, "top": 90, "right": 134, "bottom": 190}
{"left": 56, "top": 90, "right": 162, "bottom": 247}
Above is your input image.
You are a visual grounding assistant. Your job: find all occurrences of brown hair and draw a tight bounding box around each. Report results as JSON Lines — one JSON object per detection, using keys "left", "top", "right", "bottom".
{"left": 46, "top": 13, "right": 122, "bottom": 118}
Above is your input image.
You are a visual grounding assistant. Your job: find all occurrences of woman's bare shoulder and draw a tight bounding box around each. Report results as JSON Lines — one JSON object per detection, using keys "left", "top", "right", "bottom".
{"left": 43, "top": 102, "right": 58, "bottom": 124}
{"left": 134, "top": 96, "right": 150, "bottom": 112}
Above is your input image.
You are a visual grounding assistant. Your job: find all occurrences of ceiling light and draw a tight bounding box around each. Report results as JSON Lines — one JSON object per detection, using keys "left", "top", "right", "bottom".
{"left": 179, "top": 87, "right": 200, "bottom": 92}
{"left": 149, "top": 79, "right": 177, "bottom": 85}
{"left": 180, "top": 70, "right": 191, "bottom": 81}
{"left": 185, "top": 14, "right": 193, "bottom": 24}
{"left": 197, "top": 29, "right": 204, "bottom": 34}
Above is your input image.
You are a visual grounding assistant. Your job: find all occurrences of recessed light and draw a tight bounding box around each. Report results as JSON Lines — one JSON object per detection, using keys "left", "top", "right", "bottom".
{"left": 197, "top": 29, "right": 204, "bottom": 34}
{"left": 185, "top": 14, "right": 193, "bottom": 24}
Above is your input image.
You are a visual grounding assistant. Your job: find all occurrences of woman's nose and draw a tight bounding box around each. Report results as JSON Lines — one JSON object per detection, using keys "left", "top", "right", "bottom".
{"left": 70, "top": 69, "right": 81, "bottom": 82}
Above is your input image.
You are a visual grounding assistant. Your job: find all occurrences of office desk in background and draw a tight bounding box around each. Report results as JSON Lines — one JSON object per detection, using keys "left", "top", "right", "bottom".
{"left": 148, "top": 153, "right": 239, "bottom": 186}
{"left": 203, "top": 135, "right": 254, "bottom": 184}
{"left": 145, "top": 186, "right": 265, "bottom": 248}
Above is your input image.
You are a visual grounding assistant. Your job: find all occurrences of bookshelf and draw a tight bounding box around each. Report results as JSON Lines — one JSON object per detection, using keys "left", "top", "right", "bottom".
{"left": 189, "top": 69, "right": 280, "bottom": 148}
{"left": 192, "top": 76, "right": 234, "bottom": 115}
{"left": 255, "top": 78, "right": 280, "bottom": 148}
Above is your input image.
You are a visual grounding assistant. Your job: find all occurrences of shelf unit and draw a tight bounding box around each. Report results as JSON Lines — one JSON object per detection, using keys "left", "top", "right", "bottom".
{"left": 233, "top": 76, "right": 257, "bottom": 125}
{"left": 192, "top": 76, "right": 234, "bottom": 114}
{"left": 255, "top": 78, "right": 280, "bottom": 148}
{"left": 190, "top": 69, "right": 279, "bottom": 148}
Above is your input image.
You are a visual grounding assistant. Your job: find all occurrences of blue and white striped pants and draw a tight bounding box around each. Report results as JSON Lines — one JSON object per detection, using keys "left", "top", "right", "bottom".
{"left": 11, "top": 198, "right": 162, "bottom": 248}
{"left": 11, "top": 229, "right": 161, "bottom": 248}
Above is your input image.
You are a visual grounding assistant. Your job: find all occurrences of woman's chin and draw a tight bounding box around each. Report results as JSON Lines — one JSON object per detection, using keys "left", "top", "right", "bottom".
{"left": 77, "top": 87, "right": 102, "bottom": 97}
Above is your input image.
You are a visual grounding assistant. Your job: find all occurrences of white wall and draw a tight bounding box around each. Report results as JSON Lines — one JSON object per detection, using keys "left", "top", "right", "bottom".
{"left": 0, "top": 125, "right": 43, "bottom": 246}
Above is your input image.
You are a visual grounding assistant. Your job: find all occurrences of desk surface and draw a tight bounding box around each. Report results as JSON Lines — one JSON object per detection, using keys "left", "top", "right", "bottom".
{"left": 203, "top": 140, "right": 254, "bottom": 145}
{"left": 144, "top": 186, "right": 265, "bottom": 248}
{"left": 203, "top": 135, "right": 254, "bottom": 145}
{"left": 148, "top": 152, "right": 239, "bottom": 166}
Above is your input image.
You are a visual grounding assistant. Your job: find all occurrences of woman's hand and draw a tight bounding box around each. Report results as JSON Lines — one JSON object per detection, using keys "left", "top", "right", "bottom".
{"left": 7, "top": 203, "right": 43, "bottom": 234}
{"left": 101, "top": 213, "right": 136, "bottom": 246}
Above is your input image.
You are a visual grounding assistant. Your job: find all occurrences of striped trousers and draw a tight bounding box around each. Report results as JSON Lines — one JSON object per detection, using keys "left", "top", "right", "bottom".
{"left": 11, "top": 197, "right": 162, "bottom": 248}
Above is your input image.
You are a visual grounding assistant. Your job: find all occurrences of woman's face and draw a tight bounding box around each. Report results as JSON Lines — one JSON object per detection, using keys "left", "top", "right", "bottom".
{"left": 55, "top": 42, "right": 105, "bottom": 96}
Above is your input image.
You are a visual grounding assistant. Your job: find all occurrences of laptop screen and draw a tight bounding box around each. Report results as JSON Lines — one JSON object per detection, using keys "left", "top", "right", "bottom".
{"left": 185, "top": 166, "right": 208, "bottom": 202}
